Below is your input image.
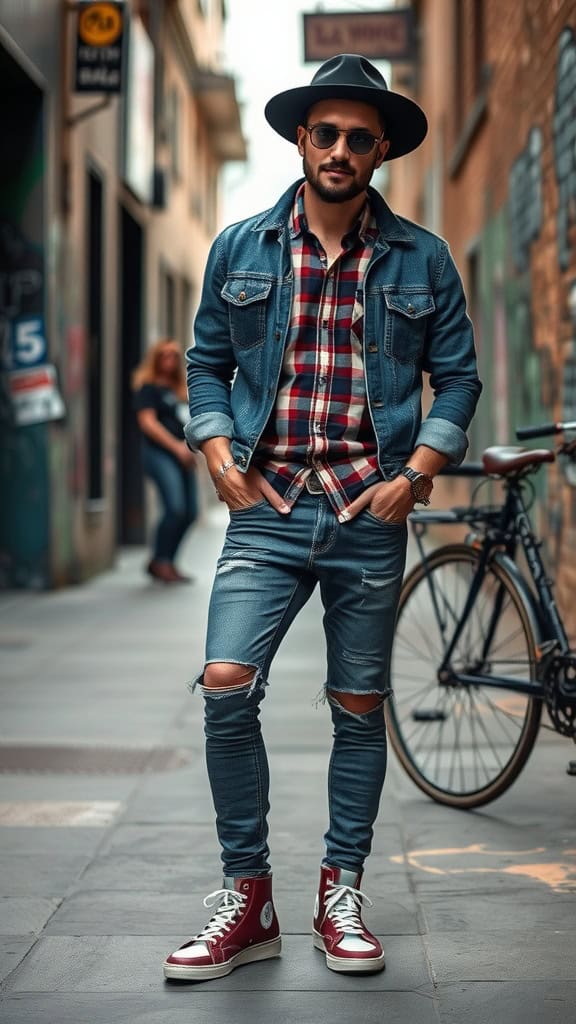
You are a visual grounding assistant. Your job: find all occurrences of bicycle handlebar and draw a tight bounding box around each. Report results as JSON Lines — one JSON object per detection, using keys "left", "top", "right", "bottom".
{"left": 516, "top": 420, "right": 576, "bottom": 440}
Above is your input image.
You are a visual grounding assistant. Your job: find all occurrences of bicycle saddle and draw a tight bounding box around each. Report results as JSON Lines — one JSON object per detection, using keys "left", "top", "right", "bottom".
{"left": 482, "top": 445, "right": 555, "bottom": 475}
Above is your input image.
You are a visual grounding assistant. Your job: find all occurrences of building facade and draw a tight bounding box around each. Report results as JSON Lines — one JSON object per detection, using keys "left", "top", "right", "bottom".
{"left": 0, "top": 0, "right": 245, "bottom": 587}
{"left": 387, "top": 0, "right": 576, "bottom": 626}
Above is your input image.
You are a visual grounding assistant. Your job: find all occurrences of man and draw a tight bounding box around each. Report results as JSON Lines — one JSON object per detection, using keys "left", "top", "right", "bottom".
{"left": 163, "top": 54, "right": 482, "bottom": 981}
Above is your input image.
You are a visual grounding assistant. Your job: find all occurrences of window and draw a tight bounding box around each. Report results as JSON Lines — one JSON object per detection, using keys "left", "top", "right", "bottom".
{"left": 159, "top": 265, "right": 176, "bottom": 337}
{"left": 181, "top": 278, "right": 194, "bottom": 350}
{"left": 450, "top": 0, "right": 489, "bottom": 176}
{"left": 473, "top": 0, "right": 485, "bottom": 94}
{"left": 166, "top": 85, "right": 181, "bottom": 181}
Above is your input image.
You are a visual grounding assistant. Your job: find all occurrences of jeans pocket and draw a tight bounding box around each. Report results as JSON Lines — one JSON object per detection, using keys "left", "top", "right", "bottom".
{"left": 363, "top": 509, "right": 406, "bottom": 529}
{"left": 229, "top": 499, "right": 270, "bottom": 517}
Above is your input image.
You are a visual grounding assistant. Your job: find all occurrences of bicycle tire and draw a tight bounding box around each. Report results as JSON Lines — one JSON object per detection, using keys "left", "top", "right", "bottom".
{"left": 385, "top": 544, "right": 543, "bottom": 809}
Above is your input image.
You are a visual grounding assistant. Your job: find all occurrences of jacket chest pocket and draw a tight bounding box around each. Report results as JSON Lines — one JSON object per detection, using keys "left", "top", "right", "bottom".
{"left": 384, "top": 290, "right": 435, "bottom": 363}
{"left": 221, "top": 278, "right": 272, "bottom": 350}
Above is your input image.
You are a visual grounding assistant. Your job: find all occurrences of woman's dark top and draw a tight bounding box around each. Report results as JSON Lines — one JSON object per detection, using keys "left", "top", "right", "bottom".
{"left": 133, "top": 383, "right": 188, "bottom": 453}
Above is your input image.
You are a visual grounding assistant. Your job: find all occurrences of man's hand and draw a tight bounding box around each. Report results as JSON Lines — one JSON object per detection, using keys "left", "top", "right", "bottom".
{"left": 345, "top": 476, "right": 414, "bottom": 523}
{"left": 214, "top": 464, "right": 291, "bottom": 514}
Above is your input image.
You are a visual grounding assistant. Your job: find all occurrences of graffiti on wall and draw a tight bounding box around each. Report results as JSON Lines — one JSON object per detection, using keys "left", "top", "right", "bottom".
{"left": 509, "top": 127, "right": 543, "bottom": 273}
{"left": 553, "top": 27, "right": 576, "bottom": 272}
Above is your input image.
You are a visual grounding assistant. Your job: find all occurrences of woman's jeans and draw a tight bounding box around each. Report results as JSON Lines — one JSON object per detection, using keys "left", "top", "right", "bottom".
{"left": 142, "top": 444, "right": 198, "bottom": 562}
{"left": 195, "top": 491, "right": 407, "bottom": 877}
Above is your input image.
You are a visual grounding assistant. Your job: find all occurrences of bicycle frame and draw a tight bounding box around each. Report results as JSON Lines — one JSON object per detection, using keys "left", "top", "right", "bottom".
{"left": 409, "top": 473, "right": 570, "bottom": 699}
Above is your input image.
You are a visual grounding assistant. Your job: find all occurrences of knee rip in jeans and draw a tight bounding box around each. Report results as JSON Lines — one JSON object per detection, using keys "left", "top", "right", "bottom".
{"left": 325, "top": 687, "right": 385, "bottom": 720}
{"left": 189, "top": 663, "right": 267, "bottom": 700}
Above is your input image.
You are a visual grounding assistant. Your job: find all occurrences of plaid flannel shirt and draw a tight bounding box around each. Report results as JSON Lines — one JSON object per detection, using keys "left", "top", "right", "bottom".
{"left": 257, "top": 183, "right": 382, "bottom": 523}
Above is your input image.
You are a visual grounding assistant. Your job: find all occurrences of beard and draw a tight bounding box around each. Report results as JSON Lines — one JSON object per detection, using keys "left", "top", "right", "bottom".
{"left": 302, "top": 152, "right": 377, "bottom": 204}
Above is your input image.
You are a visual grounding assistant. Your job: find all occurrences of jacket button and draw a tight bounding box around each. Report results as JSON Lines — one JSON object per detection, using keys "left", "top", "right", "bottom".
{"left": 368, "top": 343, "right": 377, "bottom": 353}
{"left": 406, "top": 302, "right": 415, "bottom": 313}
{"left": 238, "top": 291, "right": 247, "bottom": 301}
{"left": 239, "top": 456, "right": 247, "bottom": 466}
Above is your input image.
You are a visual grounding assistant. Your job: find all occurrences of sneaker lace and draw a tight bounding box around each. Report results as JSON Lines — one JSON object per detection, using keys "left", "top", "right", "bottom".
{"left": 191, "top": 888, "right": 247, "bottom": 945}
{"left": 324, "top": 880, "right": 373, "bottom": 934}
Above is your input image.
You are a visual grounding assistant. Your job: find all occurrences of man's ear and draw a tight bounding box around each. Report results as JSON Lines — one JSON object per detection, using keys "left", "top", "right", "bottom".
{"left": 375, "top": 138, "right": 391, "bottom": 168}
{"left": 296, "top": 125, "right": 306, "bottom": 157}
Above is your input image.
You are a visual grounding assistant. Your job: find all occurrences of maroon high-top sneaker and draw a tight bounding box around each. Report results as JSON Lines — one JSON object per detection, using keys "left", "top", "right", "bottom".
{"left": 163, "top": 875, "right": 281, "bottom": 980}
{"left": 313, "top": 865, "right": 385, "bottom": 973}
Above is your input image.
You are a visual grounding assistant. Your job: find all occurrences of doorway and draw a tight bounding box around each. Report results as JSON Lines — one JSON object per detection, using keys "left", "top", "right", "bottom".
{"left": 117, "top": 205, "right": 145, "bottom": 544}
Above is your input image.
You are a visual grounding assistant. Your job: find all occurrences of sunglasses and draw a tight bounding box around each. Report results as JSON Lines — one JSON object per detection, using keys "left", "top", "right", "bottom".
{"left": 305, "top": 123, "right": 385, "bottom": 155}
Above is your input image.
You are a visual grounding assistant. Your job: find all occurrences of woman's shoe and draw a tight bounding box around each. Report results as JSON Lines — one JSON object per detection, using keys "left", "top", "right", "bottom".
{"left": 147, "top": 560, "right": 179, "bottom": 583}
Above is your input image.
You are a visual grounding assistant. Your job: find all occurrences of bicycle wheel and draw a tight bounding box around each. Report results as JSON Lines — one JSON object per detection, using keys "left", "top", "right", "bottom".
{"left": 385, "top": 544, "right": 542, "bottom": 808}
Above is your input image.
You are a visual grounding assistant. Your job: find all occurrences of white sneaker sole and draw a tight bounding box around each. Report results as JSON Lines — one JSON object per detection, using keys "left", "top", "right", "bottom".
{"left": 313, "top": 931, "right": 385, "bottom": 973}
{"left": 163, "top": 936, "right": 282, "bottom": 980}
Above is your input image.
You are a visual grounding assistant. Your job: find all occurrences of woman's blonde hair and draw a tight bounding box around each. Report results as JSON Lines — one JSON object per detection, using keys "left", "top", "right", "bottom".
{"left": 131, "top": 338, "right": 187, "bottom": 400}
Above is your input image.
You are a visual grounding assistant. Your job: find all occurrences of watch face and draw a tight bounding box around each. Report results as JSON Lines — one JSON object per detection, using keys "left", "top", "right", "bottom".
{"left": 413, "top": 478, "right": 429, "bottom": 500}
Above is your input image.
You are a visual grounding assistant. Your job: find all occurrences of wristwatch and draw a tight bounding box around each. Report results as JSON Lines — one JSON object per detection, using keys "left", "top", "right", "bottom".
{"left": 401, "top": 466, "right": 433, "bottom": 505}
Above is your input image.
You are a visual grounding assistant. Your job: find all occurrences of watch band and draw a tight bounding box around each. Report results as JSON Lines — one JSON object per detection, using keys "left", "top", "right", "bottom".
{"left": 401, "top": 466, "right": 433, "bottom": 505}
{"left": 401, "top": 466, "right": 432, "bottom": 482}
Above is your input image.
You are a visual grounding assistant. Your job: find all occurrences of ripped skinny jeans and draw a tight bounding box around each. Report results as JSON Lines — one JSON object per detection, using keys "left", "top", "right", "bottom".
{"left": 194, "top": 491, "right": 407, "bottom": 877}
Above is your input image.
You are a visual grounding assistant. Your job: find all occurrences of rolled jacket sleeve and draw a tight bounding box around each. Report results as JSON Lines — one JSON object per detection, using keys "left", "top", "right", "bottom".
{"left": 185, "top": 233, "right": 237, "bottom": 450}
{"left": 415, "top": 243, "right": 482, "bottom": 464}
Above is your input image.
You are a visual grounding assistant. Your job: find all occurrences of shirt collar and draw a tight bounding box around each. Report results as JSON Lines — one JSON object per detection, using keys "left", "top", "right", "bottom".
{"left": 290, "top": 182, "right": 376, "bottom": 246}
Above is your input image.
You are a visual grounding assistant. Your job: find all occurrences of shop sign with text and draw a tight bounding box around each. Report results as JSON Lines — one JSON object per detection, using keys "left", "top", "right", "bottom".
{"left": 75, "top": 1, "right": 125, "bottom": 93}
{"left": 303, "top": 10, "right": 415, "bottom": 63}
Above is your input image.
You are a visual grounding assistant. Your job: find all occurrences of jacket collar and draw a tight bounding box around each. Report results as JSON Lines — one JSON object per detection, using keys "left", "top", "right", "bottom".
{"left": 253, "top": 178, "right": 415, "bottom": 244}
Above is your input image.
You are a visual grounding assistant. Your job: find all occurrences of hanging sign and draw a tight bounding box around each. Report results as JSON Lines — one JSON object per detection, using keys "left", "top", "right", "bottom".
{"left": 74, "top": 1, "right": 125, "bottom": 93}
{"left": 303, "top": 10, "right": 415, "bottom": 63}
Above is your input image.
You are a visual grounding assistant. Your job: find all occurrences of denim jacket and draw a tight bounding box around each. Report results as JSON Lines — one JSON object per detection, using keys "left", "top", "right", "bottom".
{"left": 184, "top": 179, "right": 482, "bottom": 478}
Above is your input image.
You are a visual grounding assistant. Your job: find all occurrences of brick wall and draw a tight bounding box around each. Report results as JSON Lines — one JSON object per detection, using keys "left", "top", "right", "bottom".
{"left": 387, "top": 0, "right": 576, "bottom": 635}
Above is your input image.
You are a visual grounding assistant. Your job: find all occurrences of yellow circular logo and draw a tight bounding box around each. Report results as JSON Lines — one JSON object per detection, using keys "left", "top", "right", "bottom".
{"left": 79, "top": 3, "right": 122, "bottom": 47}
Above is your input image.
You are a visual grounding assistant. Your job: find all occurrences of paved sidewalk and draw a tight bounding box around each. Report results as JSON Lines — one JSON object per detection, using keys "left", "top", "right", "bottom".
{"left": 0, "top": 506, "right": 575, "bottom": 1023}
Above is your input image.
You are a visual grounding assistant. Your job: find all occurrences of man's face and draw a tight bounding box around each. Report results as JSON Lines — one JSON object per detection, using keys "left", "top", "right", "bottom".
{"left": 297, "top": 99, "right": 390, "bottom": 204}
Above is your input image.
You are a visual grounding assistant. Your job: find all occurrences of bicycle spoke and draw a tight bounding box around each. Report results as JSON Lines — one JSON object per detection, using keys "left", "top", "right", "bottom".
{"left": 467, "top": 694, "right": 490, "bottom": 788}
{"left": 479, "top": 689, "right": 526, "bottom": 735}
{"left": 467, "top": 689, "right": 507, "bottom": 769}
{"left": 392, "top": 677, "right": 440, "bottom": 710}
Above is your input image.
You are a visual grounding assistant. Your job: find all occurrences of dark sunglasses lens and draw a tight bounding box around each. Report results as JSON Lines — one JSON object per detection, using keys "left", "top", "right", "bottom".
{"left": 310, "top": 126, "right": 339, "bottom": 149}
{"left": 309, "top": 126, "right": 376, "bottom": 154}
{"left": 347, "top": 132, "right": 375, "bottom": 154}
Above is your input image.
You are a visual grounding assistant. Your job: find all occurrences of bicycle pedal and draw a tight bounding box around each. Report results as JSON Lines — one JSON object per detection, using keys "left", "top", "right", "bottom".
{"left": 567, "top": 761, "right": 576, "bottom": 777}
{"left": 412, "top": 709, "right": 448, "bottom": 722}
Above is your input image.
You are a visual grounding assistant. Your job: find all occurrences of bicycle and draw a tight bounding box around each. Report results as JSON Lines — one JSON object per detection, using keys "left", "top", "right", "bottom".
{"left": 385, "top": 420, "right": 576, "bottom": 809}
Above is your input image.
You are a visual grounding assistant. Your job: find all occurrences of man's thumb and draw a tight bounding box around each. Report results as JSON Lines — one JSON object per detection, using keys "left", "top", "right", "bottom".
{"left": 346, "top": 482, "right": 380, "bottom": 518}
{"left": 261, "top": 481, "right": 291, "bottom": 514}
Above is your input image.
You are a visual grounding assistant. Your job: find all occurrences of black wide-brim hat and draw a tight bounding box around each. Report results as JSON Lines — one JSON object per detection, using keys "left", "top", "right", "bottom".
{"left": 264, "top": 53, "right": 427, "bottom": 161}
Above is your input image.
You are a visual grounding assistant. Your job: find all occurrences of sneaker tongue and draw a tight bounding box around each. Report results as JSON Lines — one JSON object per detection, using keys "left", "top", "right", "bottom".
{"left": 223, "top": 877, "right": 236, "bottom": 891}
{"left": 337, "top": 868, "right": 360, "bottom": 887}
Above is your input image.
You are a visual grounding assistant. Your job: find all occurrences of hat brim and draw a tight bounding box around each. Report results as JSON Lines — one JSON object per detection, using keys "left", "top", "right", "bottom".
{"left": 264, "top": 84, "right": 427, "bottom": 161}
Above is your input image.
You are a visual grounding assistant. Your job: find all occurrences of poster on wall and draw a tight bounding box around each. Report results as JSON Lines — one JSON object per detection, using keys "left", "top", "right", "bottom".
{"left": 8, "top": 365, "right": 66, "bottom": 426}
